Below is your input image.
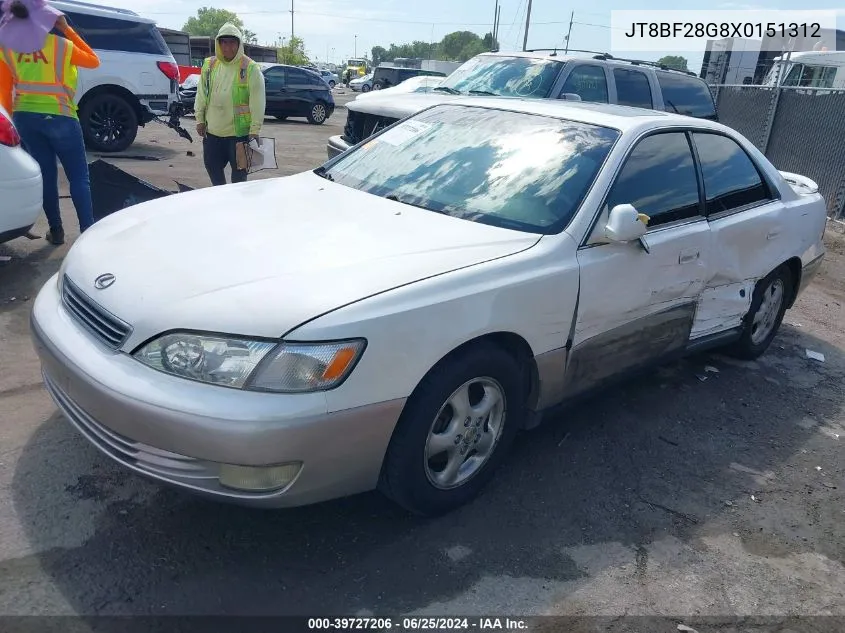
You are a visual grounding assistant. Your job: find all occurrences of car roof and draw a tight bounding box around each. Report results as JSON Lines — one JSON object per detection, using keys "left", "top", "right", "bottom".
{"left": 475, "top": 50, "right": 702, "bottom": 78}
{"left": 49, "top": 0, "right": 156, "bottom": 23}
{"left": 425, "top": 95, "right": 725, "bottom": 133}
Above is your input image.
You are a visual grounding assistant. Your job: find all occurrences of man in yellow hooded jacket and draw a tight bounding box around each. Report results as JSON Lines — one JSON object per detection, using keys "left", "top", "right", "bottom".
{"left": 194, "top": 23, "right": 266, "bottom": 186}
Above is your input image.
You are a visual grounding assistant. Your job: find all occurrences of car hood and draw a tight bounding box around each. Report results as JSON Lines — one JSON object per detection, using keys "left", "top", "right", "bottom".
{"left": 347, "top": 92, "right": 463, "bottom": 118}
{"left": 62, "top": 171, "right": 540, "bottom": 345}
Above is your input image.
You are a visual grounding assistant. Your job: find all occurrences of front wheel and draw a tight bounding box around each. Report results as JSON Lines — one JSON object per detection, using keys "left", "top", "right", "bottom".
{"left": 379, "top": 343, "right": 527, "bottom": 516}
{"left": 79, "top": 93, "right": 138, "bottom": 153}
{"left": 728, "top": 264, "right": 793, "bottom": 360}
{"left": 361, "top": 84, "right": 371, "bottom": 92}
{"left": 307, "top": 102, "right": 328, "bottom": 125}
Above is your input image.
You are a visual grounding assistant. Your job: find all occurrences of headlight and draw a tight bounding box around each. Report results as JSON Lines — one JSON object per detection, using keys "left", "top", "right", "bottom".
{"left": 134, "top": 332, "right": 365, "bottom": 392}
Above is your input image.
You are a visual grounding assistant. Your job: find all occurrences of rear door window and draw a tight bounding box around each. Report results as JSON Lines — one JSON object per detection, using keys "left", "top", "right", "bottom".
{"left": 613, "top": 68, "right": 653, "bottom": 108}
{"left": 656, "top": 71, "right": 717, "bottom": 119}
{"left": 560, "top": 64, "right": 608, "bottom": 103}
{"left": 62, "top": 11, "right": 171, "bottom": 55}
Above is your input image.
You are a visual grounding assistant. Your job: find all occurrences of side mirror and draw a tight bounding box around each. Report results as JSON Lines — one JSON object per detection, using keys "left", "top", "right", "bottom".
{"left": 561, "top": 93, "right": 582, "bottom": 101}
{"left": 605, "top": 203, "right": 649, "bottom": 243}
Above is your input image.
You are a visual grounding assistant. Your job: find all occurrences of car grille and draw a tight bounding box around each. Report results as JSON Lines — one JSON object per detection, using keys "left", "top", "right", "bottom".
{"left": 342, "top": 110, "right": 399, "bottom": 145}
{"left": 43, "top": 372, "right": 216, "bottom": 481}
{"left": 61, "top": 274, "right": 132, "bottom": 349}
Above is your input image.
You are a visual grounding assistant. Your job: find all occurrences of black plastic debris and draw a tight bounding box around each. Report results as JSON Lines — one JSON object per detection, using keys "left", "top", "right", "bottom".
{"left": 89, "top": 159, "right": 175, "bottom": 222}
{"left": 174, "top": 181, "right": 195, "bottom": 193}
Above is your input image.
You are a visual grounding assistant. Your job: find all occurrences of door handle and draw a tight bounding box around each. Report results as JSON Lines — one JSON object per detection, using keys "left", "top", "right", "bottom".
{"left": 679, "top": 249, "right": 700, "bottom": 264}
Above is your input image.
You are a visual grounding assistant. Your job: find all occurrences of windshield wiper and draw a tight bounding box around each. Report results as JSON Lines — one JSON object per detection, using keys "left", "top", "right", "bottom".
{"left": 313, "top": 166, "right": 334, "bottom": 181}
{"left": 432, "top": 86, "right": 461, "bottom": 94}
{"left": 385, "top": 194, "right": 445, "bottom": 214}
{"left": 468, "top": 90, "right": 496, "bottom": 96}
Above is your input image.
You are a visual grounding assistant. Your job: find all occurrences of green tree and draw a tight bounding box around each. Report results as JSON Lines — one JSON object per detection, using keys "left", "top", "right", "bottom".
{"left": 183, "top": 7, "right": 257, "bottom": 44}
{"left": 278, "top": 36, "right": 309, "bottom": 66}
{"left": 657, "top": 55, "right": 689, "bottom": 71}
{"left": 371, "top": 46, "right": 387, "bottom": 66}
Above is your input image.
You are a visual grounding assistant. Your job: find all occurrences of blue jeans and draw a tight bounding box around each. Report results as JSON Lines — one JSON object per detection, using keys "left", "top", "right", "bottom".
{"left": 13, "top": 111, "right": 94, "bottom": 233}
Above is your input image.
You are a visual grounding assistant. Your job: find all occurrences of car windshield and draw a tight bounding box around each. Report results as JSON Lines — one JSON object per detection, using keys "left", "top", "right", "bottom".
{"left": 438, "top": 55, "right": 564, "bottom": 98}
{"left": 320, "top": 104, "right": 619, "bottom": 234}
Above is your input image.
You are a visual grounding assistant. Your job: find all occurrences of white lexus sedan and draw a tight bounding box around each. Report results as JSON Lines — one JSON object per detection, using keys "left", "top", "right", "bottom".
{"left": 30, "top": 98, "right": 827, "bottom": 516}
{"left": 0, "top": 105, "right": 42, "bottom": 244}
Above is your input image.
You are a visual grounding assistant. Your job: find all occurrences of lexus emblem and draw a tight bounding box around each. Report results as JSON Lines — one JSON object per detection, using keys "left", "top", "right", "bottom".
{"left": 94, "top": 273, "right": 116, "bottom": 290}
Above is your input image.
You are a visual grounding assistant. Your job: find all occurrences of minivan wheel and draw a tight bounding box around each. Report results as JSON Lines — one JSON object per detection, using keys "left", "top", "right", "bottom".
{"left": 378, "top": 343, "right": 526, "bottom": 516}
{"left": 79, "top": 93, "right": 138, "bottom": 153}
{"left": 307, "top": 102, "right": 328, "bottom": 124}
{"left": 361, "top": 84, "right": 371, "bottom": 92}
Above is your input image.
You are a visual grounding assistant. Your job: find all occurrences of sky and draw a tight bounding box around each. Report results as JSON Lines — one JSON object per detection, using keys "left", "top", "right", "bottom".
{"left": 106, "top": 0, "right": 845, "bottom": 74}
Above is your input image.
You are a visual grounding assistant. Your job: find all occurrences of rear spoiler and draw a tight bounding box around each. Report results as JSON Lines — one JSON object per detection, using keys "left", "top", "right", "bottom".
{"left": 779, "top": 171, "right": 819, "bottom": 195}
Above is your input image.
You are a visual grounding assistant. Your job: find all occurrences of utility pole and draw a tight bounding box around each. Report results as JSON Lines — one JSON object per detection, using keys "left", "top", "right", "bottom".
{"left": 354, "top": 34, "right": 357, "bottom": 58}
{"left": 522, "top": 0, "right": 533, "bottom": 51}
{"left": 493, "top": 5, "right": 501, "bottom": 49}
{"left": 492, "top": 0, "right": 498, "bottom": 46}
{"left": 564, "top": 10, "right": 574, "bottom": 53}
{"left": 291, "top": 0, "right": 294, "bottom": 40}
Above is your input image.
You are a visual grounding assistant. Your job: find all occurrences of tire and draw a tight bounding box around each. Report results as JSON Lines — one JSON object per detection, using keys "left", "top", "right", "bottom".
{"left": 362, "top": 84, "right": 371, "bottom": 93}
{"left": 378, "top": 343, "right": 527, "bottom": 516}
{"left": 79, "top": 93, "right": 138, "bottom": 153}
{"left": 307, "top": 102, "right": 328, "bottom": 125}
{"left": 329, "top": 81, "right": 336, "bottom": 89}
{"left": 728, "top": 264, "right": 793, "bottom": 360}
{"left": 274, "top": 115, "right": 288, "bottom": 121}
{"left": 373, "top": 82, "right": 384, "bottom": 90}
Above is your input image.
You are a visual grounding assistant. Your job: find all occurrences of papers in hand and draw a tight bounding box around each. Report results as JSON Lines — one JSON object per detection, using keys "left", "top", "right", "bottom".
{"left": 247, "top": 137, "right": 278, "bottom": 173}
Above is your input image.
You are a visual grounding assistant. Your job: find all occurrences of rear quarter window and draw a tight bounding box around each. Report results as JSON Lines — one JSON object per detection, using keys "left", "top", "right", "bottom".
{"left": 63, "top": 11, "right": 171, "bottom": 56}
{"left": 656, "top": 72, "right": 717, "bottom": 119}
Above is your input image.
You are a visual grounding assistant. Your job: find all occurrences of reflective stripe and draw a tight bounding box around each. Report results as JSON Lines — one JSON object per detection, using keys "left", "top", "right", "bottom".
{"left": 0, "top": 48, "right": 14, "bottom": 70}
{"left": 234, "top": 105, "right": 250, "bottom": 114}
{"left": 7, "top": 34, "right": 77, "bottom": 117}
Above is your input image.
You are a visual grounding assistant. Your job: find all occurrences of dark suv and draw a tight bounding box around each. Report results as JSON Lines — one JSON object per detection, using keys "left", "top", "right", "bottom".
{"left": 372, "top": 65, "right": 447, "bottom": 91}
{"left": 327, "top": 50, "right": 718, "bottom": 158}
{"left": 261, "top": 63, "right": 336, "bottom": 124}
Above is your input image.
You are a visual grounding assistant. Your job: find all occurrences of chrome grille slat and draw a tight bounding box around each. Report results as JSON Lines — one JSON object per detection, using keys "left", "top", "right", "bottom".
{"left": 61, "top": 275, "right": 132, "bottom": 349}
{"left": 43, "top": 373, "right": 214, "bottom": 480}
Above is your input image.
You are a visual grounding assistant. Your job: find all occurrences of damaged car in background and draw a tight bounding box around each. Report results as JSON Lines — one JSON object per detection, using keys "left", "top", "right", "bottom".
{"left": 31, "top": 98, "right": 825, "bottom": 517}
{"left": 327, "top": 49, "right": 719, "bottom": 159}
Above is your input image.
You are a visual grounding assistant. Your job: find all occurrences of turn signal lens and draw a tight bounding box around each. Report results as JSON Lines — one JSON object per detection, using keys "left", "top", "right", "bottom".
{"left": 248, "top": 339, "right": 366, "bottom": 393}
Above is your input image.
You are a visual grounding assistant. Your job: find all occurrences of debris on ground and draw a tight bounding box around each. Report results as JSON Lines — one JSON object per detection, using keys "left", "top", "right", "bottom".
{"left": 696, "top": 374, "right": 708, "bottom": 382}
{"left": 0, "top": 256, "right": 10, "bottom": 263}
{"left": 806, "top": 349, "right": 826, "bottom": 362}
{"left": 704, "top": 366, "right": 720, "bottom": 373}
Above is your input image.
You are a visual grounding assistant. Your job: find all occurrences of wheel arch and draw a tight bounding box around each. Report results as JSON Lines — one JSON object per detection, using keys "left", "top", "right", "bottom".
{"left": 77, "top": 84, "right": 145, "bottom": 122}
{"left": 783, "top": 256, "right": 803, "bottom": 308}
{"left": 404, "top": 331, "right": 540, "bottom": 421}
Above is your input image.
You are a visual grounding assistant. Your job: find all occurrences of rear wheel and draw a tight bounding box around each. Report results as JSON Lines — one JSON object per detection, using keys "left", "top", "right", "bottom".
{"left": 307, "top": 102, "right": 328, "bottom": 125}
{"left": 79, "top": 93, "right": 138, "bottom": 153}
{"left": 361, "top": 84, "right": 371, "bottom": 93}
{"left": 328, "top": 80, "right": 336, "bottom": 89}
{"left": 379, "top": 343, "right": 527, "bottom": 516}
{"left": 728, "top": 264, "right": 793, "bottom": 360}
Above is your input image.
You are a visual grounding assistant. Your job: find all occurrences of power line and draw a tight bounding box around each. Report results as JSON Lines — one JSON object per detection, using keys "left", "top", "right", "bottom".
{"left": 146, "top": 7, "right": 570, "bottom": 27}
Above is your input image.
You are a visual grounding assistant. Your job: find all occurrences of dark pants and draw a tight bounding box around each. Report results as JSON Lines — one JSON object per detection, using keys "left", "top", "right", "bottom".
{"left": 13, "top": 111, "right": 94, "bottom": 233}
{"left": 203, "top": 133, "right": 249, "bottom": 186}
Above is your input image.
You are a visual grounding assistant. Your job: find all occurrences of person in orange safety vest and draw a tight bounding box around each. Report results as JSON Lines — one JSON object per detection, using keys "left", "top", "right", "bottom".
{"left": 0, "top": 1, "right": 100, "bottom": 245}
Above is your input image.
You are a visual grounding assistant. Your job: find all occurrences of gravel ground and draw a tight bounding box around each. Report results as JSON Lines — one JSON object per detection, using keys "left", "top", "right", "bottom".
{"left": 1, "top": 116, "right": 844, "bottom": 629}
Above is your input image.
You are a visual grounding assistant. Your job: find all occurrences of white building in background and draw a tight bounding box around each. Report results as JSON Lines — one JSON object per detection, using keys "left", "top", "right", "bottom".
{"left": 700, "top": 37, "right": 762, "bottom": 85}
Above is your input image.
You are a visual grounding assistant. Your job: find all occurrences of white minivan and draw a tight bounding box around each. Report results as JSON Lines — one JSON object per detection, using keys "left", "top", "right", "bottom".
{"left": 0, "top": 0, "right": 180, "bottom": 153}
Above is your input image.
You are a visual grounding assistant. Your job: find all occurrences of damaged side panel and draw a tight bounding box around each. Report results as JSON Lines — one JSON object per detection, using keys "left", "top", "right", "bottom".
{"left": 690, "top": 280, "right": 755, "bottom": 339}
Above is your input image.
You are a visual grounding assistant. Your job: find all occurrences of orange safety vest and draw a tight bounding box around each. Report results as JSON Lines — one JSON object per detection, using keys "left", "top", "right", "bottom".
{"left": 0, "top": 33, "right": 78, "bottom": 118}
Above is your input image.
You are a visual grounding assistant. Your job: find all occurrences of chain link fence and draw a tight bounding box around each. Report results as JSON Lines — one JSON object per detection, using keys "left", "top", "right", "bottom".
{"left": 712, "top": 85, "right": 845, "bottom": 220}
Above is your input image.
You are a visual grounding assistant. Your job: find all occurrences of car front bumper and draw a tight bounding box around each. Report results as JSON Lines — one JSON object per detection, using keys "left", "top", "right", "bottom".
{"left": 327, "top": 134, "right": 351, "bottom": 159}
{"left": 30, "top": 274, "right": 406, "bottom": 508}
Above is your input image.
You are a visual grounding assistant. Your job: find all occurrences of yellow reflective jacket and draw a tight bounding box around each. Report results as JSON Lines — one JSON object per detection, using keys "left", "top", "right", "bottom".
{"left": 195, "top": 23, "right": 266, "bottom": 137}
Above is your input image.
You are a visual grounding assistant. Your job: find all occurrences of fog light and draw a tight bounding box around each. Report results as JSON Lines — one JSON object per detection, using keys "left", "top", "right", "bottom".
{"left": 218, "top": 462, "right": 302, "bottom": 492}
